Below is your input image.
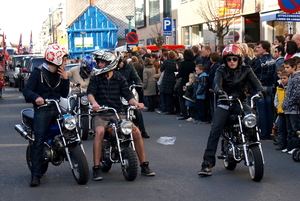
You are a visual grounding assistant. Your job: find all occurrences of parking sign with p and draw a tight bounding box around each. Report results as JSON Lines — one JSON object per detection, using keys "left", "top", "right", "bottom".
{"left": 163, "top": 18, "right": 172, "bottom": 36}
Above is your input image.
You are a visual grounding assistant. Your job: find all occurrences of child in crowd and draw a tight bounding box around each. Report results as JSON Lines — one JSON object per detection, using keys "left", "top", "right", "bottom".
{"left": 282, "top": 58, "right": 300, "bottom": 154}
{"left": 274, "top": 70, "right": 289, "bottom": 150}
{"left": 193, "top": 64, "right": 208, "bottom": 124}
{"left": 0, "top": 73, "right": 6, "bottom": 100}
{"left": 183, "top": 73, "right": 196, "bottom": 122}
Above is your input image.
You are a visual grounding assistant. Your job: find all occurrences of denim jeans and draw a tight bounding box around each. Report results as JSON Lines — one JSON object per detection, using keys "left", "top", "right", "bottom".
{"left": 277, "top": 114, "right": 288, "bottom": 149}
{"left": 286, "top": 114, "right": 300, "bottom": 151}
{"left": 31, "top": 105, "right": 59, "bottom": 177}
{"left": 256, "top": 86, "right": 274, "bottom": 138}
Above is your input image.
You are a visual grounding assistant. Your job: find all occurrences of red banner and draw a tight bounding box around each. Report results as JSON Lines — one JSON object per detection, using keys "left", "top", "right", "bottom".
{"left": 2, "top": 33, "right": 9, "bottom": 61}
{"left": 29, "top": 31, "right": 33, "bottom": 54}
{"left": 17, "top": 33, "right": 23, "bottom": 54}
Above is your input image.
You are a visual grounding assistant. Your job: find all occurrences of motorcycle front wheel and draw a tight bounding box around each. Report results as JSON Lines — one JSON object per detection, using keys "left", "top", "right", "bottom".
{"left": 121, "top": 147, "right": 138, "bottom": 181}
{"left": 26, "top": 145, "right": 49, "bottom": 175}
{"left": 68, "top": 146, "right": 89, "bottom": 185}
{"left": 292, "top": 149, "right": 300, "bottom": 162}
{"left": 80, "top": 116, "right": 89, "bottom": 141}
{"left": 247, "top": 145, "right": 264, "bottom": 182}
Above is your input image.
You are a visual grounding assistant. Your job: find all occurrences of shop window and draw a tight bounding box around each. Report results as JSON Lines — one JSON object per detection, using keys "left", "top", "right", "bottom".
{"left": 149, "top": 0, "right": 160, "bottom": 25}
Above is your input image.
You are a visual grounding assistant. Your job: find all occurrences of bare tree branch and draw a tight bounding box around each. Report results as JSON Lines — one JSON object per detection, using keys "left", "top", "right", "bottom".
{"left": 195, "top": 0, "right": 240, "bottom": 45}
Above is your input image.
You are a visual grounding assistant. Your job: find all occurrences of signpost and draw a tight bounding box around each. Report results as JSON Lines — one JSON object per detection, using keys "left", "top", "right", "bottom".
{"left": 126, "top": 32, "right": 139, "bottom": 44}
{"left": 163, "top": 18, "right": 172, "bottom": 36}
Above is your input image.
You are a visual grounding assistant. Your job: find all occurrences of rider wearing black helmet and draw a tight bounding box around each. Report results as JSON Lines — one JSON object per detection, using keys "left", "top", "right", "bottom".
{"left": 67, "top": 55, "right": 96, "bottom": 93}
{"left": 87, "top": 50, "right": 155, "bottom": 181}
{"left": 198, "top": 44, "right": 264, "bottom": 176}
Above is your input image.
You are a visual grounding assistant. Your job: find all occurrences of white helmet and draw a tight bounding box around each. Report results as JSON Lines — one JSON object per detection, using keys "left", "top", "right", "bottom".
{"left": 44, "top": 43, "right": 68, "bottom": 66}
{"left": 91, "top": 50, "right": 121, "bottom": 75}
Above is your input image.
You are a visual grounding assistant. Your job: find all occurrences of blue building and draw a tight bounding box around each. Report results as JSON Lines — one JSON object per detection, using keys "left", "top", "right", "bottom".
{"left": 67, "top": 5, "right": 118, "bottom": 59}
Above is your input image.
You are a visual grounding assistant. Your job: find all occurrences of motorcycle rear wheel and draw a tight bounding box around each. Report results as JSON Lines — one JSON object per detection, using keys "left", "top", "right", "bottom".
{"left": 80, "top": 116, "right": 89, "bottom": 141}
{"left": 248, "top": 145, "right": 264, "bottom": 182}
{"left": 26, "top": 145, "right": 49, "bottom": 175}
{"left": 121, "top": 147, "right": 138, "bottom": 181}
{"left": 223, "top": 158, "right": 237, "bottom": 170}
{"left": 69, "top": 146, "right": 89, "bottom": 185}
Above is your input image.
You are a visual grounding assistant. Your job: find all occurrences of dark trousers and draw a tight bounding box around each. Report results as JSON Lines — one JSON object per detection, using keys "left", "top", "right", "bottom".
{"left": 195, "top": 99, "right": 206, "bottom": 121}
{"left": 179, "top": 96, "right": 188, "bottom": 118}
{"left": 203, "top": 103, "right": 250, "bottom": 166}
{"left": 32, "top": 105, "right": 59, "bottom": 177}
{"left": 286, "top": 114, "right": 300, "bottom": 151}
{"left": 146, "top": 95, "right": 156, "bottom": 111}
{"left": 133, "top": 110, "right": 146, "bottom": 133}
{"left": 277, "top": 114, "right": 288, "bottom": 149}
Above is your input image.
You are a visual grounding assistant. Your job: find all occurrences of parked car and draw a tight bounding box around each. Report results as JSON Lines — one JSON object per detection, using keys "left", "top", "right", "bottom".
{"left": 23, "top": 56, "right": 44, "bottom": 87}
{"left": 18, "top": 56, "right": 33, "bottom": 91}
{"left": 7, "top": 55, "right": 26, "bottom": 87}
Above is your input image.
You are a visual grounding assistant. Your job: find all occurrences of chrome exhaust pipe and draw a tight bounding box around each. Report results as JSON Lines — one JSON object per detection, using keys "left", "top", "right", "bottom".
{"left": 15, "top": 124, "right": 34, "bottom": 141}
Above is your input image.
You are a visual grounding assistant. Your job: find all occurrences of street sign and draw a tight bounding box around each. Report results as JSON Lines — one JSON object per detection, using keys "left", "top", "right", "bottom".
{"left": 276, "top": 13, "right": 300, "bottom": 21}
{"left": 163, "top": 18, "right": 172, "bottom": 36}
{"left": 278, "top": 0, "right": 300, "bottom": 14}
{"left": 126, "top": 32, "right": 139, "bottom": 44}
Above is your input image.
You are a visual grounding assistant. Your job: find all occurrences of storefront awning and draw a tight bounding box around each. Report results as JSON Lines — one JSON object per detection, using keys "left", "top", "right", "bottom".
{"left": 260, "top": 11, "right": 281, "bottom": 22}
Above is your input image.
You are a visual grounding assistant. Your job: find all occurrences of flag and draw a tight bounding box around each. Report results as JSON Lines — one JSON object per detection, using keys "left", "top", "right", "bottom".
{"left": 17, "top": 33, "right": 23, "bottom": 54}
{"left": 2, "top": 33, "right": 9, "bottom": 61}
{"left": 29, "top": 31, "right": 33, "bottom": 54}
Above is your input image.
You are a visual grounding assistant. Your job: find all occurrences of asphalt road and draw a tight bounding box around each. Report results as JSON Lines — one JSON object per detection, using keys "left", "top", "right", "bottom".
{"left": 1, "top": 86, "right": 300, "bottom": 201}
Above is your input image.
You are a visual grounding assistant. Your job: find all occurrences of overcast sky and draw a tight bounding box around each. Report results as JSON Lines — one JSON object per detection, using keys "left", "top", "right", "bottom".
{"left": 0, "top": 0, "right": 63, "bottom": 46}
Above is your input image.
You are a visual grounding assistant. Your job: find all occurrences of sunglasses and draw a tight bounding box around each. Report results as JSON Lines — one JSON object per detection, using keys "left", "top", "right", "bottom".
{"left": 226, "top": 57, "right": 238, "bottom": 62}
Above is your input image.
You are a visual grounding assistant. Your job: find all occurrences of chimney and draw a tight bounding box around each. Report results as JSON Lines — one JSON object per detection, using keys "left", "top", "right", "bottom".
{"left": 90, "top": 0, "right": 95, "bottom": 6}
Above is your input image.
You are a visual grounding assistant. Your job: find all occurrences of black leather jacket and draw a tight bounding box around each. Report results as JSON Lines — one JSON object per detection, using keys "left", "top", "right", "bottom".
{"left": 214, "top": 65, "right": 263, "bottom": 102}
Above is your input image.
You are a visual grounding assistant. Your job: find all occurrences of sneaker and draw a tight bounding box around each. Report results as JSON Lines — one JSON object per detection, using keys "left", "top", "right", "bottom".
{"left": 92, "top": 165, "right": 103, "bottom": 181}
{"left": 281, "top": 148, "right": 288, "bottom": 153}
{"left": 198, "top": 163, "right": 212, "bottom": 176}
{"left": 186, "top": 117, "right": 194, "bottom": 122}
{"left": 193, "top": 120, "right": 200, "bottom": 124}
{"left": 140, "top": 162, "right": 155, "bottom": 176}
{"left": 288, "top": 148, "right": 296, "bottom": 155}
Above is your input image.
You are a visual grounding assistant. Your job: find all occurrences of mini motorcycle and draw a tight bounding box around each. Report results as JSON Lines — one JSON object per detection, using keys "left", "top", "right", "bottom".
{"left": 217, "top": 93, "right": 264, "bottom": 182}
{"left": 60, "top": 84, "right": 92, "bottom": 140}
{"left": 15, "top": 95, "right": 90, "bottom": 185}
{"left": 92, "top": 105, "right": 139, "bottom": 181}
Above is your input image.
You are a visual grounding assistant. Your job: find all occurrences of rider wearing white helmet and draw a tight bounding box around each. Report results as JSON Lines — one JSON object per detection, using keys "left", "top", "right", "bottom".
{"left": 23, "top": 43, "right": 69, "bottom": 187}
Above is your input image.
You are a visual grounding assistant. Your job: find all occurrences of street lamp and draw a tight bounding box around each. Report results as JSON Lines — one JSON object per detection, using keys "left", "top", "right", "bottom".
{"left": 80, "top": 32, "right": 86, "bottom": 58}
{"left": 125, "top": 15, "right": 134, "bottom": 33}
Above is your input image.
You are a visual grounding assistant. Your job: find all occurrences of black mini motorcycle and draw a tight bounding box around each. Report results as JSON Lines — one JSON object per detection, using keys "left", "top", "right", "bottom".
{"left": 217, "top": 93, "right": 264, "bottom": 182}
{"left": 15, "top": 95, "right": 90, "bottom": 184}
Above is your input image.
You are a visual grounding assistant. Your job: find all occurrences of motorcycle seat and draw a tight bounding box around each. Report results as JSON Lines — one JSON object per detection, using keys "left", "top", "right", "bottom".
{"left": 22, "top": 109, "right": 34, "bottom": 128}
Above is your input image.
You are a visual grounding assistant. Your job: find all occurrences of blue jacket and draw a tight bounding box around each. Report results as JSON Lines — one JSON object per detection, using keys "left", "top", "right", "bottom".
{"left": 194, "top": 72, "right": 208, "bottom": 100}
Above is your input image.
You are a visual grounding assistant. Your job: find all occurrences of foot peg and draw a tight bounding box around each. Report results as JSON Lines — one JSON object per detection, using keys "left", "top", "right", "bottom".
{"left": 217, "top": 155, "right": 225, "bottom": 159}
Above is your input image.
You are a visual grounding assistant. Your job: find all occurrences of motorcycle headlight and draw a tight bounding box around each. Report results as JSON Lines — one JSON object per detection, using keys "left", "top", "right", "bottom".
{"left": 63, "top": 115, "right": 77, "bottom": 130}
{"left": 81, "top": 96, "right": 89, "bottom": 105}
{"left": 120, "top": 120, "right": 133, "bottom": 135}
{"left": 242, "top": 114, "right": 257, "bottom": 128}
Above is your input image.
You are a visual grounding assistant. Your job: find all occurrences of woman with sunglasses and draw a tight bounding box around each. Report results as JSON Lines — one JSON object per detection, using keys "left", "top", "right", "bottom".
{"left": 198, "top": 44, "right": 264, "bottom": 176}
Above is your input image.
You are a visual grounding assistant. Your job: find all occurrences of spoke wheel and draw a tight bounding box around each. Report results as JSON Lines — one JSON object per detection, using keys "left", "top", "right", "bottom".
{"left": 248, "top": 145, "right": 264, "bottom": 182}
{"left": 121, "top": 147, "right": 138, "bottom": 181}
{"left": 69, "top": 146, "right": 89, "bottom": 185}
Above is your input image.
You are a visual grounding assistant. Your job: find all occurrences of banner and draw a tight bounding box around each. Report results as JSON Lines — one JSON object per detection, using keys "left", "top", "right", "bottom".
{"left": 17, "top": 33, "right": 23, "bottom": 54}
{"left": 29, "top": 31, "right": 33, "bottom": 54}
{"left": 2, "top": 33, "right": 9, "bottom": 61}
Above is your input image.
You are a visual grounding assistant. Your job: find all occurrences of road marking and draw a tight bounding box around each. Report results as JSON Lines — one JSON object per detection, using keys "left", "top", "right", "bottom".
{"left": 0, "top": 144, "right": 27, "bottom": 147}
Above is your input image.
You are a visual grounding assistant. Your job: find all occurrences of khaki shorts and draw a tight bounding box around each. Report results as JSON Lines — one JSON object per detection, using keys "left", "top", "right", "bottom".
{"left": 92, "top": 112, "right": 125, "bottom": 129}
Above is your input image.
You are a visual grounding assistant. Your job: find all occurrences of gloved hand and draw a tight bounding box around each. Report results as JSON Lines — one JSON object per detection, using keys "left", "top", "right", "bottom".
{"left": 217, "top": 90, "right": 228, "bottom": 99}
{"left": 257, "top": 91, "right": 264, "bottom": 99}
{"left": 217, "top": 90, "right": 229, "bottom": 105}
